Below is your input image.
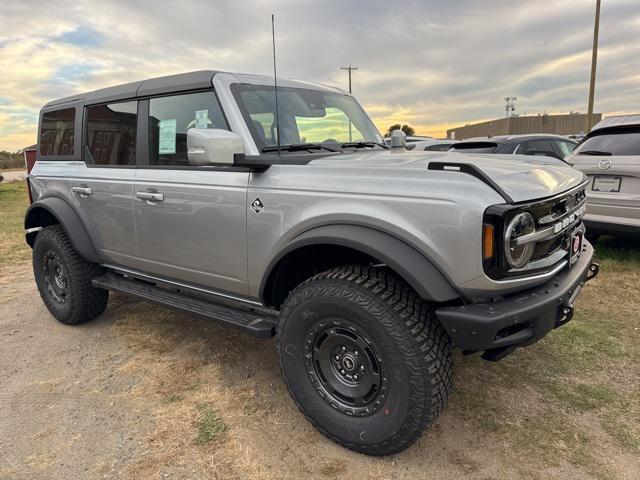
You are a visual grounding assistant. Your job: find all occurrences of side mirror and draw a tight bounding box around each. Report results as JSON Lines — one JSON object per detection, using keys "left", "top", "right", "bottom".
{"left": 390, "top": 129, "right": 407, "bottom": 149}
{"left": 187, "top": 129, "right": 245, "bottom": 166}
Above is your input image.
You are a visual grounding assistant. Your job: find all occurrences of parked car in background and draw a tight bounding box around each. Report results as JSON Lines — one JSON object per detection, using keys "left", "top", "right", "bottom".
{"left": 417, "top": 138, "right": 457, "bottom": 151}
{"left": 449, "top": 134, "right": 578, "bottom": 162}
{"left": 384, "top": 136, "right": 454, "bottom": 151}
{"left": 567, "top": 114, "right": 640, "bottom": 239}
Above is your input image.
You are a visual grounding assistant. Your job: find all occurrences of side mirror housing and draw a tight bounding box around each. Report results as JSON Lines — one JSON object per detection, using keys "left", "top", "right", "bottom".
{"left": 390, "top": 129, "right": 407, "bottom": 149}
{"left": 187, "top": 129, "right": 245, "bottom": 166}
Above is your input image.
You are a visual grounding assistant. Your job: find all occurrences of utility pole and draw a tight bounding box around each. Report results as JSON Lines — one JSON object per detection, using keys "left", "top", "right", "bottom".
{"left": 340, "top": 65, "right": 358, "bottom": 93}
{"left": 587, "top": 0, "right": 601, "bottom": 131}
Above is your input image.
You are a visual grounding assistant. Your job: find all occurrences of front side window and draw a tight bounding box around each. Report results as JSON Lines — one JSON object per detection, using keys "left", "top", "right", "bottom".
{"left": 86, "top": 101, "right": 137, "bottom": 166}
{"left": 574, "top": 128, "right": 640, "bottom": 156}
{"left": 40, "top": 108, "right": 75, "bottom": 156}
{"left": 231, "top": 84, "right": 382, "bottom": 152}
{"left": 148, "top": 91, "right": 228, "bottom": 166}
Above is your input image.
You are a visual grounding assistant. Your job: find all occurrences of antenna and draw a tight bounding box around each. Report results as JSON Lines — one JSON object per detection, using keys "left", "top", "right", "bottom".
{"left": 272, "top": 14, "right": 281, "bottom": 156}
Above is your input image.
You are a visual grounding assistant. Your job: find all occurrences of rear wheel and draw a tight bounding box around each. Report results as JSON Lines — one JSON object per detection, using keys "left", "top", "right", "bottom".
{"left": 277, "top": 265, "right": 453, "bottom": 455}
{"left": 33, "top": 225, "right": 108, "bottom": 325}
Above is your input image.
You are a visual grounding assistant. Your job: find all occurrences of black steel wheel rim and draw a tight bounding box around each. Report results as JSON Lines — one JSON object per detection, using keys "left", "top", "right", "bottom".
{"left": 304, "top": 319, "right": 388, "bottom": 417}
{"left": 42, "top": 250, "right": 68, "bottom": 304}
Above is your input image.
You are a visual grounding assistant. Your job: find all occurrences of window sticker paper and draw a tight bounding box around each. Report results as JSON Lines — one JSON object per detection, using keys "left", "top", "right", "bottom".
{"left": 195, "top": 109, "right": 209, "bottom": 129}
{"left": 159, "top": 118, "right": 177, "bottom": 154}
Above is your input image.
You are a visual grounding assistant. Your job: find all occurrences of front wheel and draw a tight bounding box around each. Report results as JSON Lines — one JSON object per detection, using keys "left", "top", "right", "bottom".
{"left": 33, "top": 225, "right": 109, "bottom": 325}
{"left": 276, "top": 265, "right": 453, "bottom": 455}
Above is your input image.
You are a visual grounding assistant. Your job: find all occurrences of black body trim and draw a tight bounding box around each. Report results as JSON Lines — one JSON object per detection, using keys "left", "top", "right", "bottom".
{"left": 234, "top": 152, "right": 341, "bottom": 170}
{"left": 436, "top": 241, "right": 598, "bottom": 358}
{"left": 24, "top": 197, "right": 100, "bottom": 263}
{"left": 260, "top": 224, "right": 460, "bottom": 304}
{"left": 427, "top": 162, "right": 514, "bottom": 203}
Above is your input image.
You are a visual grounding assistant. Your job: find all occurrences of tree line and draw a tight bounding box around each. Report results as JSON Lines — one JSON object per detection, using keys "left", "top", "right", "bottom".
{"left": 0, "top": 151, "right": 25, "bottom": 170}
{"left": 385, "top": 124, "right": 415, "bottom": 137}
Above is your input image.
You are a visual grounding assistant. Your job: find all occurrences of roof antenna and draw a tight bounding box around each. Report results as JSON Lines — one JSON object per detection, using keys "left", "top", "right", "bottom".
{"left": 272, "top": 14, "right": 281, "bottom": 157}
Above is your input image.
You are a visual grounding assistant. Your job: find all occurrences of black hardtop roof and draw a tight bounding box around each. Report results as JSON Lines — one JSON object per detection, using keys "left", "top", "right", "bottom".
{"left": 43, "top": 70, "right": 221, "bottom": 109}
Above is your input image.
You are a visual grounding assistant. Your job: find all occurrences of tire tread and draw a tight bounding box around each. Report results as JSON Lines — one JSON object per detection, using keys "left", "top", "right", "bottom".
{"left": 277, "top": 264, "right": 453, "bottom": 455}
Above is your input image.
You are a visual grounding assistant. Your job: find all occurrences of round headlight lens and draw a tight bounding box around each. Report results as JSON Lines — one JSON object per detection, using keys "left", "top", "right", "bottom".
{"left": 504, "top": 212, "right": 536, "bottom": 268}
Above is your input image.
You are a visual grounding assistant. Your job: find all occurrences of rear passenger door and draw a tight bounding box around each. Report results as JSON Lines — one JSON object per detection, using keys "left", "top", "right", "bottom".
{"left": 132, "top": 90, "right": 250, "bottom": 295}
{"left": 73, "top": 101, "right": 139, "bottom": 265}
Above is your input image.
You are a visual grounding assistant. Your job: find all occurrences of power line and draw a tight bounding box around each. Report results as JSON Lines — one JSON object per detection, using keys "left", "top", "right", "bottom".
{"left": 340, "top": 65, "right": 358, "bottom": 93}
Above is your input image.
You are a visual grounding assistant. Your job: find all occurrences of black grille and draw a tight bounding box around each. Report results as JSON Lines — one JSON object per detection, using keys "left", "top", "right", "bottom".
{"left": 530, "top": 186, "right": 587, "bottom": 261}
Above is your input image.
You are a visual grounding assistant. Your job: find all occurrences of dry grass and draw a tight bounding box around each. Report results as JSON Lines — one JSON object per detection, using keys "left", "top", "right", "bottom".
{"left": 0, "top": 181, "right": 31, "bottom": 269}
{"left": 106, "top": 242, "right": 639, "bottom": 480}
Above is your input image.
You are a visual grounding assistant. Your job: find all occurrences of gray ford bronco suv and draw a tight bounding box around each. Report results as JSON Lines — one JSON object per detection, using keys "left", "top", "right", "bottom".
{"left": 25, "top": 70, "right": 599, "bottom": 455}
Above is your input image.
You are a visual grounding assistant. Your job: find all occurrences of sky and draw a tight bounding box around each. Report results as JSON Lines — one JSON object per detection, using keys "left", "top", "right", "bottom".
{"left": 1, "top": 0, "right": 639, "bottom": 151}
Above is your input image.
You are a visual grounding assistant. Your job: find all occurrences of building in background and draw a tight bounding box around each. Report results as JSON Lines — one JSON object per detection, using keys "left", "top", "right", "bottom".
{"left": 447, "top": 113, "right": 602, "bottom": 140}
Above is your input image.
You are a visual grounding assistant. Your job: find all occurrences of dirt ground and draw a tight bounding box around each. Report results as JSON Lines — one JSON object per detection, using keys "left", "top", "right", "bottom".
{"left": 1, "top": 258, "right": 638, "bottom": 480}
{"left": 1, "top": 180, "right": 639, "bottom": 479}
{"left": 0, "top": 170, "right": 27, "bottom": 182}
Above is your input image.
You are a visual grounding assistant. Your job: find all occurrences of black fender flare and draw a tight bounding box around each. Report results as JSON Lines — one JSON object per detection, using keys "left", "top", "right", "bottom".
{"left": 260, "top": 224, "right": 460, "bottom": 304}
{"left": 24, "top": 197, "right": 100, "bottom": 263}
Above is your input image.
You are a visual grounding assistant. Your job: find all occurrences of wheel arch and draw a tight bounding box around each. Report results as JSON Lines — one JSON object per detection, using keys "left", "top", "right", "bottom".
{"left": 24, "top": 197, "right": 100, "bottom": 263}
{"left": 260, "top": 224, "right": 460, "bottom": 307}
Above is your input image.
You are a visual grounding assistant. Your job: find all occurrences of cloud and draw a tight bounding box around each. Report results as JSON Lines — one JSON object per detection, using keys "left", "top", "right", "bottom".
{"left": 0, "top": 0, "right": 638, "bottom": 150}
{"left": 55, "top": 26, "right": 104, "bottom": 47}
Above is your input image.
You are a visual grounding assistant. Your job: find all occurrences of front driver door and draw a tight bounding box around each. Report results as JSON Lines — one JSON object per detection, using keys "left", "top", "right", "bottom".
{"left": 131, "top": 90, "right": 249, "bottom": 295}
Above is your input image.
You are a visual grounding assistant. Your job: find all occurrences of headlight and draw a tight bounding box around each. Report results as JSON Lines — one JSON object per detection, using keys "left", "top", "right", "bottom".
{"left": 504, "top": 212, "right": 535, "bottom": 268}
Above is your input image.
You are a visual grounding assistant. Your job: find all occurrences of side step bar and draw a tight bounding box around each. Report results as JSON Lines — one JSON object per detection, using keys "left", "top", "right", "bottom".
{"left": 92, "top": 272, "right": 277, "bottom": 338}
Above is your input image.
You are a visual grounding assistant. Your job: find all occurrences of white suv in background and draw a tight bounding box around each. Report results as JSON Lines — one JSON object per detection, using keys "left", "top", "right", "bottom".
{"left": 567, "top": 115, "right": 640, "bottom": 239}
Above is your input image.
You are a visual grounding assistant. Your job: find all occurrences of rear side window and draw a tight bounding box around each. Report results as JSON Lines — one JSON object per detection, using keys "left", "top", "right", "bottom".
{"left": 557, "top": 140, "right": 576, "bottom": 157}
{"left": 148, "top": 91, "right": 228, "bottom": 166}
{"left": 575, "top": 129, "right": 640, "bottom": 156}
{"left": 86, "top": 101, "right": 138, "bottom": 166}
{"left": 520, "top": 139, "right": 555, "bottom": 155}
{"left": 40, "top": 108, "right": 75, "bottom": 156}
{"left": 450, "top": 142, "right": 498, "bottom": 153}
{"left": 424, "top": 143, "right": 453, "bottom": 151}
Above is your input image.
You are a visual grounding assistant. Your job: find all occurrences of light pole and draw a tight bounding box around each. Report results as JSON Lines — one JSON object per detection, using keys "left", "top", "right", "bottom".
{"left": 340, "top": 65, "right": 358, "bottom": 93}
{"left": 587, "top": 0, "right": 601, "bottom": 131}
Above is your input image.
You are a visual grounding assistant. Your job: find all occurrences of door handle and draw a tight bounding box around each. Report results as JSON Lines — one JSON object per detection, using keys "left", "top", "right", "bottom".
{"left": 71, "top": 185, "right": 92, "bottom": 197}
{"left": 136, "top": 191, "right": 164, "bottom": 202}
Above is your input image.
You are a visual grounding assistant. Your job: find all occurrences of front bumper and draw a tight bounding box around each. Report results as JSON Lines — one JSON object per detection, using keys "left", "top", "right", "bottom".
{"left": 436, "top": 241, "right": 599, "bottom": 361}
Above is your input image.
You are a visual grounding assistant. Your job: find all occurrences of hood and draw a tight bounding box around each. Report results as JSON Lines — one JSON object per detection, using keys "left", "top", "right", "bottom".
{"left": 310, "top": 150, "right": 586, "bottom": 203}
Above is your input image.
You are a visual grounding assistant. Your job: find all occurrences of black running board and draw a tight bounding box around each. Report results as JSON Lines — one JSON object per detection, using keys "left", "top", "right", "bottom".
{"left": 92, "top": 272, "right": 277, "bottom": 338}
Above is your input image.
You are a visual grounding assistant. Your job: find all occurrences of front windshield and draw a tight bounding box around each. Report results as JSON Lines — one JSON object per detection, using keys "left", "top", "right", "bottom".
{"left": 231, "top": 84, "right": 383, "bottom": 152}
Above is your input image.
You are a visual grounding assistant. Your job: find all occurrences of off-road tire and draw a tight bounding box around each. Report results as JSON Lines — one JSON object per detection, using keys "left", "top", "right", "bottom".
{"left": 33, "top": 225, "right": 108, "bottom": 325}
{"left": 276, "top": 265, "right": 453, "bottom": 456}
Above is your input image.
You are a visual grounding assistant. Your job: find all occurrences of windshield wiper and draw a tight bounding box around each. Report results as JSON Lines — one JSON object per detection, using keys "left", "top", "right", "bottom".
{"left": 341, "top": 141, "right": 389, "bottom": 150}
{"left": 261, "top": 143, "right": 341, "bottom": 153}
{"left": 578, "top": 150, "right": 612, "bottom": 156}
